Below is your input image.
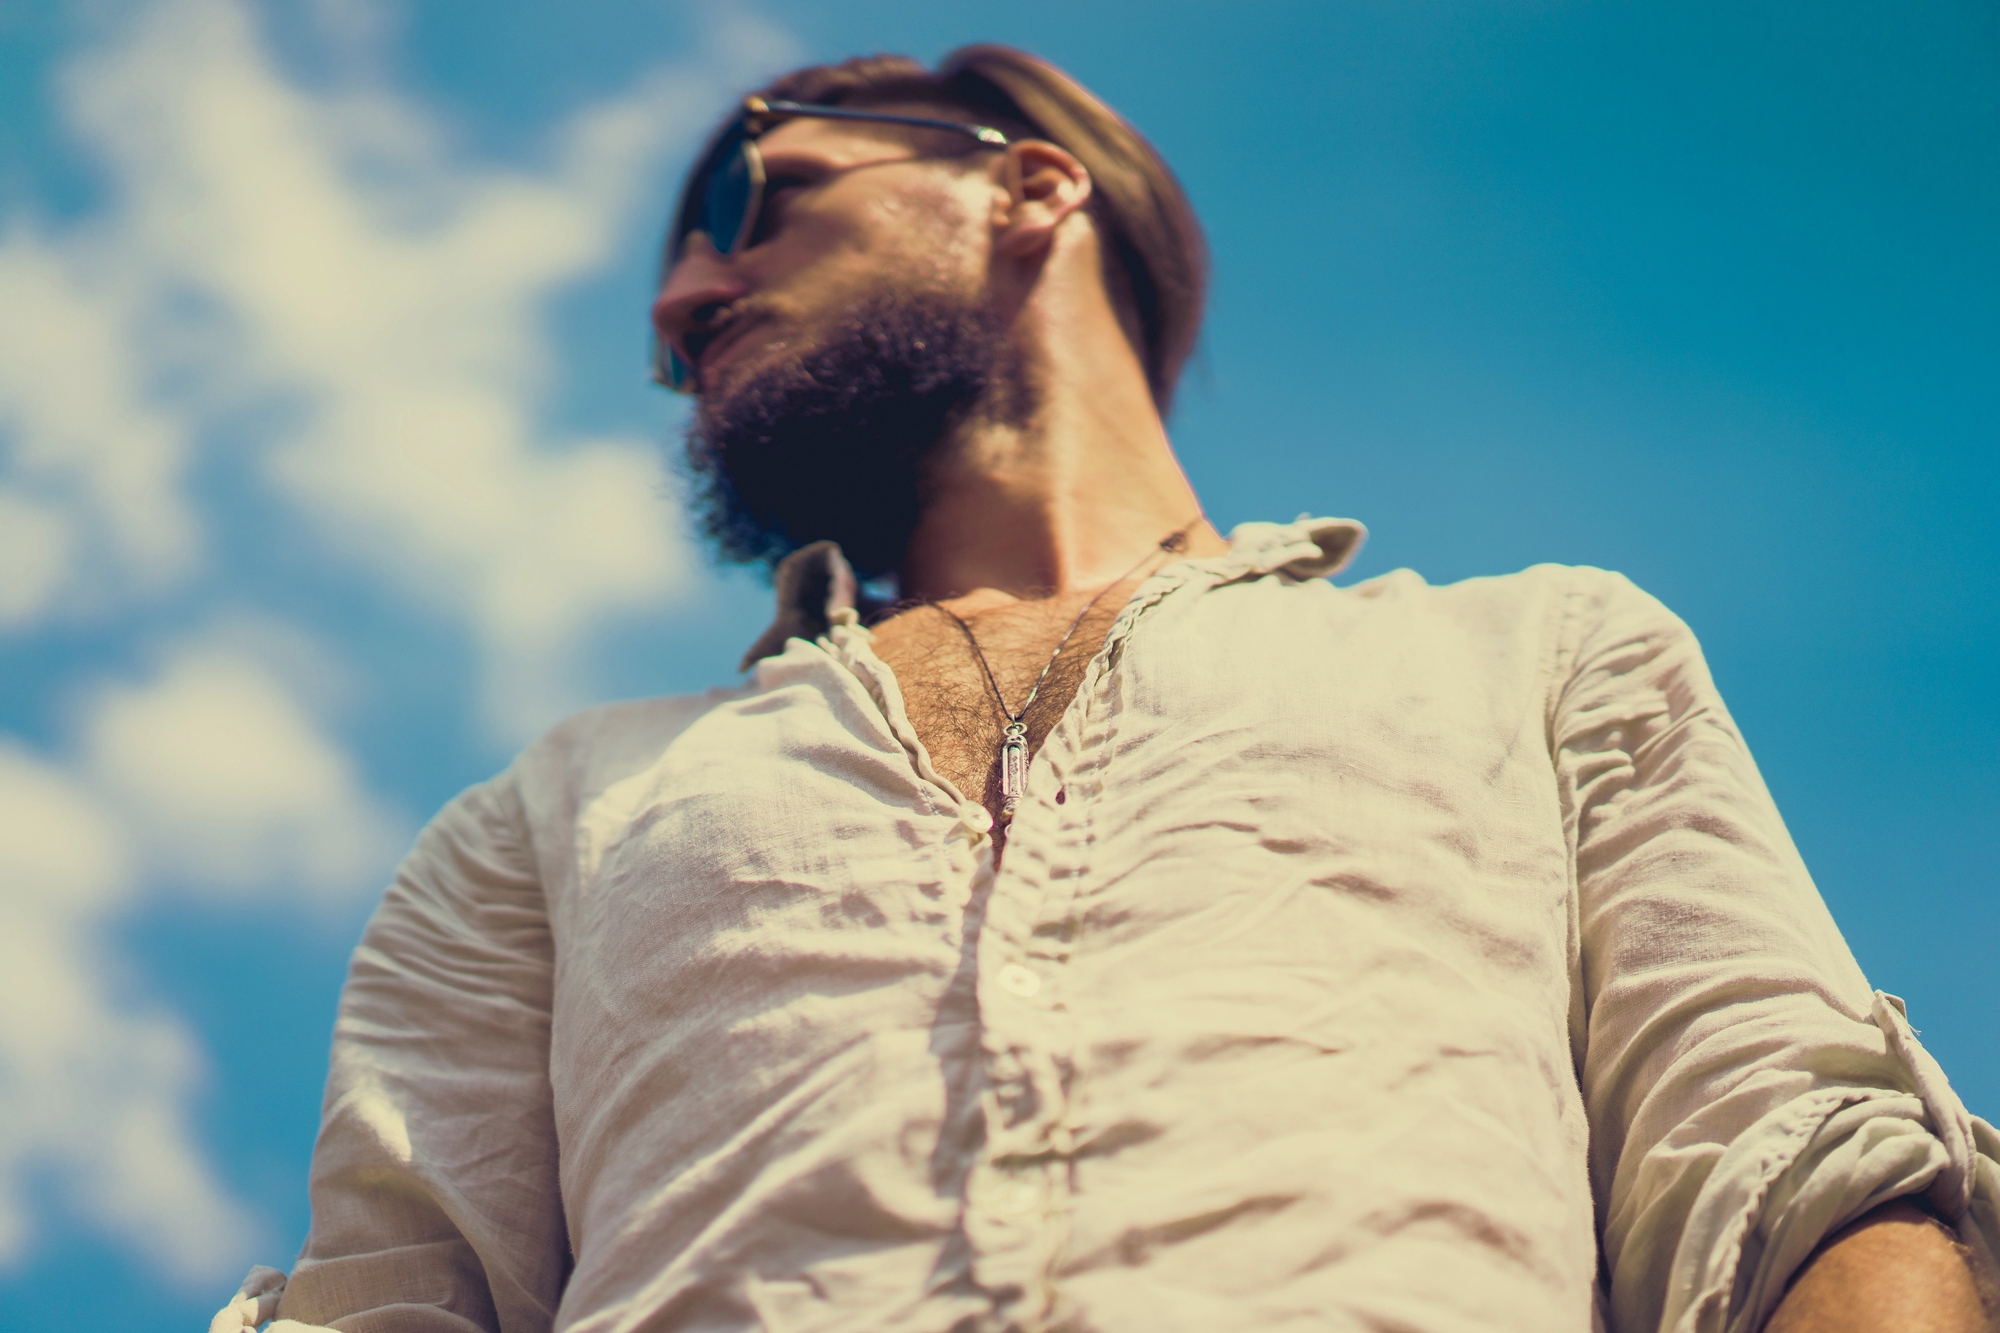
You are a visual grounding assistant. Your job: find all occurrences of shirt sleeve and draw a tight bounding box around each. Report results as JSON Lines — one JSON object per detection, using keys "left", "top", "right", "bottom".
{"left": 276, "top": 767, "right": 566, "bottom": 1333}
{"left": 1552, "top": 567, "right": 2000, "bottom": 1333}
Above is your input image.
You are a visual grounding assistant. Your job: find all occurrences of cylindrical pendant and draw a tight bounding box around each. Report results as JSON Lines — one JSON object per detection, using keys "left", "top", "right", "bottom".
{"left": 999, "top": 720, "right": 1029, "bottom": 820}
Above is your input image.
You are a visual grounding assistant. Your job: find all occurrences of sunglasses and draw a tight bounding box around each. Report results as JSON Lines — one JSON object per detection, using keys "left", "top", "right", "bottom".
{"left": 653, "top": 96, "right": 1012, "bottom": 392}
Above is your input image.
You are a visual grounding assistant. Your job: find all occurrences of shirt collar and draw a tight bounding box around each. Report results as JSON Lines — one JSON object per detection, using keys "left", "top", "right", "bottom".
{"left": 1224, "top": 515, "right": 1367, "bottom": 579}
{"left": 738, "top": 516, "right": 1367, "bottom": 670}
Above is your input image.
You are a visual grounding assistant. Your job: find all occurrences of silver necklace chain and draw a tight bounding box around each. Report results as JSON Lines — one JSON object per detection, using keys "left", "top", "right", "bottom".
{"left": 931, "top": 516, "right": 1201, "bottom": 821}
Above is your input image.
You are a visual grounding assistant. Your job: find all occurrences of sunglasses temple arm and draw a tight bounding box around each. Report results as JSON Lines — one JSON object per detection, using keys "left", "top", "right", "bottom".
{"left": 758, "top": 100, "right": 1008, "bottom": 145}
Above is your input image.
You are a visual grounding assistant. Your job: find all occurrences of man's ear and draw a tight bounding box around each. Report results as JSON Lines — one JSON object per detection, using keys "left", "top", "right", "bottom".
{"left": 991, "top": 140, "right": 1093, "bottom": 260}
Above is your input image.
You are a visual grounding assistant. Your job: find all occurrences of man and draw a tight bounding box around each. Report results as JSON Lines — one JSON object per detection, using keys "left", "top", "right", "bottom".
{"left": 223, "top": 46, "right": 1996, "bottom": 1333}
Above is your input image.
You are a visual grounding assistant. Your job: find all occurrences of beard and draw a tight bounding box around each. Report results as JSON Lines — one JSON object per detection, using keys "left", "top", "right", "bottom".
{"left": 681, "top": 288, "right": 1031, "bottom": 582}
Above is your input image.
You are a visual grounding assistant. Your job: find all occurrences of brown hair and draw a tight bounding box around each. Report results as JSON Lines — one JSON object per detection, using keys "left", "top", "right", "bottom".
{"left": 727, "top": 46, "right": 1208, "bottom": 411}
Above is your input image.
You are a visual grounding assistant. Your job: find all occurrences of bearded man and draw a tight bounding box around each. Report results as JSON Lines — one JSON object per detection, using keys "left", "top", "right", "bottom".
{"left": 224, "top": 45, "right": 1998, "bottom": 1333}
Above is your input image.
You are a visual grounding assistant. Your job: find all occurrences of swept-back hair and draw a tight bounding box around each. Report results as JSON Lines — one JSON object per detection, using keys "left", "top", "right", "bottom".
{"left": 705, "top": 45, "right": 1208, "bottom": 411}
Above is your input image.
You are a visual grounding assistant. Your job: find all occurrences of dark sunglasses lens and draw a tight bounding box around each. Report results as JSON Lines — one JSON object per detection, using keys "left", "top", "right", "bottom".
{"left": 701, "top": 140, "right": 755, "bottom": 255}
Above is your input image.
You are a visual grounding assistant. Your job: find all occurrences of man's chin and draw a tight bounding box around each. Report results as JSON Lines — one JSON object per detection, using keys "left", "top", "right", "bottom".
{"left": 683, "top": 287, "right": 1027, "bottom": 579}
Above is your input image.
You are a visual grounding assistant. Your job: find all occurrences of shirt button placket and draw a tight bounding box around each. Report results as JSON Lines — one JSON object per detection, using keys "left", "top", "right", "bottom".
{"left": 965, "top": 758, "right": 1086, "bottom": 1326}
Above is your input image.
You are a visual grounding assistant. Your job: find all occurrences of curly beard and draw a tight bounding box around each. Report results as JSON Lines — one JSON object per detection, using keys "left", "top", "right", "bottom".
{"left": 681, "top": 289, "right": 1031, "bottom": 581}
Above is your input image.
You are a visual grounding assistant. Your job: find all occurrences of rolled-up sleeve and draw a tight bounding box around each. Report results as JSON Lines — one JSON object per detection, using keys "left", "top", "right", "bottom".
{"left": 1554, "top": 568, "right": 2000, "bottom": 1333}
{"left": 278, "top": 767, "right": 564, "bottom": 1333}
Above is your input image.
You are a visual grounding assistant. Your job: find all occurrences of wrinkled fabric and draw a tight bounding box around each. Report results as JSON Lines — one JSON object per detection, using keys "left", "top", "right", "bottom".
{"left": 272, "top": 517, "right": 1999, "bottom": 1333}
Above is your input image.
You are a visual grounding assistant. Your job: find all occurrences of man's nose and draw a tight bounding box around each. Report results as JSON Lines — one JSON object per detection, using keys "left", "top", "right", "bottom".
{"left": 652, "top": 235, "right": 749, "bottom": 358}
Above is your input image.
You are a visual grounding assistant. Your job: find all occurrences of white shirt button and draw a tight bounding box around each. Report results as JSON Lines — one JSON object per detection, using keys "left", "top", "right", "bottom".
{"left": 998, "top": 964, "right": 1041, "bottom": 998}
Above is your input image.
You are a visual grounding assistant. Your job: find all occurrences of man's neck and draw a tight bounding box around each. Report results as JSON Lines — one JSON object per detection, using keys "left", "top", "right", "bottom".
{"left": 896, "top": 239, "right": 1228, "bottom": 605}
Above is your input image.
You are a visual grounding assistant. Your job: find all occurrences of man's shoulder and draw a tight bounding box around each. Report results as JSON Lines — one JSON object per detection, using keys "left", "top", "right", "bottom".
{"left": 1321, "top": 563, "right": 1687, "bottom": 673}
{"left": 1338, "top": 560, "right": 1648, "bottom": 614}
{"left": 508, "top": 685, "right": 755, "bottom": 809}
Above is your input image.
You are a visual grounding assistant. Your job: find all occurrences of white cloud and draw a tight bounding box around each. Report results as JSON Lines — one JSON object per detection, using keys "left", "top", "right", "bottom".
{"left": 0, "top": 489, "right": 75, "bottom": 626}
{"left": 0, "top": 621, "right": 404, "bottom": 1284}
{"left": 0, "top": 743, "right": 264, "bottom": 1285}
{"left": 0, "top": 226, "right": 201, "bottom": 612}
{"left": 13, "top": 0, "right": 800, "bottom": 734}
{"left": 85, "top": 636, "right": 408, "bottom": 903}
{"left": 0, "top": 0, "right": 806, "bottom": 1288}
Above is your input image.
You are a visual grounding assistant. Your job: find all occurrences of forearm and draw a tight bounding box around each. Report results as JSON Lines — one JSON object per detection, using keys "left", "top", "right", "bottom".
{"left": 1764, "top": 1198, "right": 1990, "bottom": 1333}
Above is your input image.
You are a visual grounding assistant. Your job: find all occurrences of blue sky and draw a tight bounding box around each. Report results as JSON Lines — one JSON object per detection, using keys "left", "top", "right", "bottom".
{"left": 0, "top": 1, "right": 1993, "bottom": 1327}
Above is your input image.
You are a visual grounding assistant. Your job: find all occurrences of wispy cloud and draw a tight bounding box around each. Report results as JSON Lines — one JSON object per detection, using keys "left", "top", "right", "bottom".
{"left": 0, "top": 621, "right": 412, "bottom": 1287}
{"left": 6, "top": 0, "right": 797, "bottom": 733}
{"left": 0, "top": 0, "right": 800, "bottom": 1288}
{"left": 0, "top": 225, "right": 200, "bottom": 621}
{"left": 83, "top": 631, "right": 409, "bottom": 903}
{"left": 0, "top": 742, "right": 263, "bottom": 1283}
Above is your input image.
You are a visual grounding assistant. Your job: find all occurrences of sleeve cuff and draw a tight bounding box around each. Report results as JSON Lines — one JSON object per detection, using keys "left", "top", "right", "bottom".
{"left": 1651, "top": 992, "right": 1998, "bottom": 1333}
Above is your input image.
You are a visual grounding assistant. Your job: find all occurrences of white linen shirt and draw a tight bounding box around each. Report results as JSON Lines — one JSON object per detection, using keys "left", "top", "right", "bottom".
{"left": 270, "top": 518, "right": 2000, "bottom": 1333}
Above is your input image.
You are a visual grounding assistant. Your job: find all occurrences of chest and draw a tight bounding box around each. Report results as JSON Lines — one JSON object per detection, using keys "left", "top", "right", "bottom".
{"left": 549, "top": 573, "right": 1577, "bottom": 1089}
{"left": 868, "top": 593, "right": 1129, "bottom": 830}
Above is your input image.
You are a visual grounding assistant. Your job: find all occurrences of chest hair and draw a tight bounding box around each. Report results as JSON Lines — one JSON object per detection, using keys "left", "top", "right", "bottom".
{"left": 869, "top": 585, "right": 1136, "bottom": 838}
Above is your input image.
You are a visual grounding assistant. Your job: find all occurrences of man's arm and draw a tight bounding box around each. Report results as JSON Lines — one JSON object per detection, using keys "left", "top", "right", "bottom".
{"left": 277, "top": 769, "right": 566, "bottom": 1332}
{"left": 1551, "top": 568, "right": 2000, "bottom": 1332}
{"left": 1765, "top": 1199, "right": 1989, "bottom": 1333}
